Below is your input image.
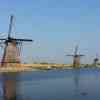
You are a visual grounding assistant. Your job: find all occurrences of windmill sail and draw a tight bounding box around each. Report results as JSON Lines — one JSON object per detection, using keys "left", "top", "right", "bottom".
{"left": 8, "top": 15, "right": 14, "bottom": 38}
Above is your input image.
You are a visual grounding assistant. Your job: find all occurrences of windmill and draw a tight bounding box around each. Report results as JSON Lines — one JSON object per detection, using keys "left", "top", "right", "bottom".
{"left": 93, "top": 53, "right": 99, "bottom": 67}
{"left": 66, "top": 45, "right": 84, "bottom": 68}
{"left": 0, "top": 15, "right": 33, "bottom": 67}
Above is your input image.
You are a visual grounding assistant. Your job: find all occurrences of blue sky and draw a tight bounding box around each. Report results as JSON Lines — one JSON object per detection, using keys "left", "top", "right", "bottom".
{"left": 0, "top": 0, "right": 100, "bottom": 64}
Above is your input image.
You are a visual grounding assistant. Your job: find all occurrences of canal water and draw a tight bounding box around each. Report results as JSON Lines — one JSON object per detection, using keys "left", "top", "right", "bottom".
{"left": 0, "top": 68, "right": 100, "bottom": 100}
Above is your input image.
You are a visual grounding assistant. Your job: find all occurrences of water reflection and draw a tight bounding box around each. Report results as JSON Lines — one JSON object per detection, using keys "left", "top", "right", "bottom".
{"left": 73, "top": 69, "right": 80, "bottom": 95}
{"left": 2, "top": 72, "right": 17, "bottom": 100}
{"left": 0, "top": 69, "right": 100, "bottom": 100}
{"left": 73, "top": 69, "right": 87, "bottom": 98}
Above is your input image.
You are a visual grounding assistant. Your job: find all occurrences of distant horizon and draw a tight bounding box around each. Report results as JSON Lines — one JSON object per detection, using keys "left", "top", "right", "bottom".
{"left": 0, "top": 0, "right": 99, "bottom": 64}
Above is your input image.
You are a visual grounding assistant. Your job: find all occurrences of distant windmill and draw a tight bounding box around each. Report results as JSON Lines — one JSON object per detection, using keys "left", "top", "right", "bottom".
{"left": 93, "top": 53, "right": 99, "bottom": 67}
{"left": 66, "top": 45, "right": 84, "bottom": 68}
{"left": 0, "top": 15, "right": 33, "bottom": 67}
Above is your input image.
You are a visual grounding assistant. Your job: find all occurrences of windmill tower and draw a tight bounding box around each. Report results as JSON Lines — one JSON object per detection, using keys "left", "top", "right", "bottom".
{"left": 0, "top": 15, "right": 33, "bottom": 100}
{"left": 67, "top": 45, "right": 84, "bottom": 68}
{"left": 0, "top": 15, "right": 33, "bottom": 67}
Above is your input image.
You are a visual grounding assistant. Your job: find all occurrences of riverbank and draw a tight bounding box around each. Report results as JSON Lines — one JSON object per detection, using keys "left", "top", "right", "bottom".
{"left": 0, "top": 63, "right": 99, "bottom": 73}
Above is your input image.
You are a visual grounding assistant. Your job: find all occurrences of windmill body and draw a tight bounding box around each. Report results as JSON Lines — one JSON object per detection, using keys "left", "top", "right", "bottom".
{"left": 2, "top": 40, "right": 20, "bottom": 65}
{"left": 73, "top": 55, "right": 81, "bottom": 67}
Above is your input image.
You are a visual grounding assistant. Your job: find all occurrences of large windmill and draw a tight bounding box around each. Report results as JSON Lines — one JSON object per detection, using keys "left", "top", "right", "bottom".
{"left": 0, "top": 15, "right": 33, "bottom": 67}
{"left": 66, "top": 45, "right": 84, "bottom": 68}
